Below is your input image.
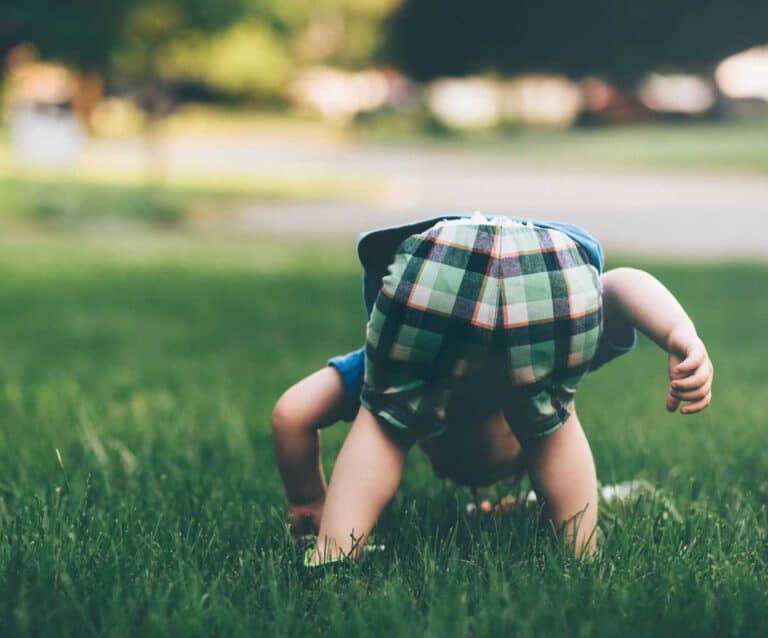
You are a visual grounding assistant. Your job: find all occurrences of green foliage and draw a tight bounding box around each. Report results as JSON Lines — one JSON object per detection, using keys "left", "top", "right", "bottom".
{"left": 4, "top": 0, "right": 768, "bottom": 100}
{"left": 244, "top": 0, "right": 399, "bottom": 70}
{"left": 2, "top": 0, "right": 397, "bottom": 100}
{"left": 158, "top": 21, "right": 293, "bottom": 97}
{"left": 0, "top": 231, "right": 766, "bottom": 636}
{"left": 2, "top": 0, "right": 246, "bottom": 73}
{"left": 388, "top": 0, "right": 768, "bottom": 84}
{"left": 110, "top": 0, "right": 248, "bottom": 84}
{"left": 0, "top": 0, "right": 134, "bottom": 71}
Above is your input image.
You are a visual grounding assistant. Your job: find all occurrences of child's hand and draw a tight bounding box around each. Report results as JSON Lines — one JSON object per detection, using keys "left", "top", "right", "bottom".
{"left": 288, "top": 499, "right": 324, "bottom": 541}
{"left": 666, "top": 327, "right": 713, "bottom": 414}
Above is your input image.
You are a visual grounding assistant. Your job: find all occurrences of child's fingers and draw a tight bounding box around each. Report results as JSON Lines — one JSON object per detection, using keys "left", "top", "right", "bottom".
{"left": 680, "top": 391, "right": 712, "bottom": 414}
{"left": 672, "top": 381, "right": 712, "bottom": 401}
{"left": 666, "top": 390, "right": 681, "bottom": 412}
{"left": 674, "top": 344, "right": 707, "bottom": 374}
{"left": 672, "top": 379, "right": 712, "bottom": 401}
{"left": 671, "top": 363, "right": 711, "bottom": 391}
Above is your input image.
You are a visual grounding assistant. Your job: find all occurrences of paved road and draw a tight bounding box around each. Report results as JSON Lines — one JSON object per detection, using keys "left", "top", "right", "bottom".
{"left": 234, "top": 148, "right": 768, "bottom": 258}
{"left": 236, "top": 200, "right": 768, "bottom": 259}
{"left": 90, "top": 136, "right": 768, "bottom": 258}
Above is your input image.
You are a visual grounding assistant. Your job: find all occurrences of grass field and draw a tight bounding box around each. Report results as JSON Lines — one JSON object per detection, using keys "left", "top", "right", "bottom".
{"left": 0, "top": 231, "right": 767, "bottom": 637}
{"left": 163, "top": 110, "right": 768, "bottom": 175}
{"left": 0, "top": 171, "right": 377, "bottom": 228}
{"left": 362, "top": 117, "right": 768, "bottom": 175}
{"left": 462, "top": 120, "right": 768, "bottom": 174}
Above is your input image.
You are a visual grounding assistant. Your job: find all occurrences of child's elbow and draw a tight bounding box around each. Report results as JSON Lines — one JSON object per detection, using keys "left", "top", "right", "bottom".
{"left": 602, "top": 266, "right": 641, "bottom": 285}
{"left": 602, "top": 267, "right": 648, "bottom": 296}
{"left": 271, "top": 392, "right": 302, "bottom": 436}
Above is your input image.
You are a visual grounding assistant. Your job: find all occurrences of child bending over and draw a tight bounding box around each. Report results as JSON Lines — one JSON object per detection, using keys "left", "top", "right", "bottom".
{"left": 272, "top": 213, "right": 713, "bottom": 563}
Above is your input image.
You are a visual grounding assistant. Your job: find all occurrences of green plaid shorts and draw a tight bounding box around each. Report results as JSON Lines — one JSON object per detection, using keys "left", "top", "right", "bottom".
{"left": 360, "top": 215, "right": 603, "bottom": 443}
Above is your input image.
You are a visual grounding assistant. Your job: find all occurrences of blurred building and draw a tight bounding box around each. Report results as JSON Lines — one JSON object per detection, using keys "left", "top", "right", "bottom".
{"left": 3, "top": 45, "right": 103, "bottom": 166}
{"left": 291, "top": 67, "right": 412, "bottom": 121}
{"left": 637, "top": 74, "right": 715, "bottom": 115}
{"left": 716, "top": 46, "right": 768, "bottom": 116}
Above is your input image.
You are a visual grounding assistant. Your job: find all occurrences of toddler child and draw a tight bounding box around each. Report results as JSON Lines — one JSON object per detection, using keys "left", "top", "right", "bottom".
{"left": 272, "top": 213, "right": 713, "bottom": 562}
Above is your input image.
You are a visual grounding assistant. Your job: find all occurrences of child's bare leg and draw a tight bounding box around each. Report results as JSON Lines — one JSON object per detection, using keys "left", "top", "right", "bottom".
{"left": 525, "top": 407, "right": 598, "bottom": 556}
{"left": 313, "top": 406, "right": 412, "bottom": 562}
{"left": 272, "top": 368, "right": 346, "bottom": 525}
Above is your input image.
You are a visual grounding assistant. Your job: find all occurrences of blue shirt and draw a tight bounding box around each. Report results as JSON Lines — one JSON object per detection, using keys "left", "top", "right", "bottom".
{"left": 326, "top": 214, "right": 635, "bottom": 423}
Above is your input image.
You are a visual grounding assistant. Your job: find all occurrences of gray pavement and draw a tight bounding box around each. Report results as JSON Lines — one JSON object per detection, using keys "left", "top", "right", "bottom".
{"left": 229, "top": 146, "right": 768, "bottom": 259}
{"left": 90, "top": 135, "right": 768, "bottom": 258}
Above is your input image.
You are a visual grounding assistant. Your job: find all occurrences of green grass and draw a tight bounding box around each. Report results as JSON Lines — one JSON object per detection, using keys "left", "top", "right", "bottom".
{"left": 361, "top": 117, "right": 768, "bottom": 174}
{"left": 0, "top": 231, "right": 767, "bottom": 637}
{"left": 0, "top": 176, "right": 192, "bottom": 226}
{"left": 163, "top": 107, "right": 768, "bottom": 175}
{"left": 0, "top": 165, "right": 379, "bottom": 228}
{"left": 159, "top": 109, "right": 768, "bottom": 175}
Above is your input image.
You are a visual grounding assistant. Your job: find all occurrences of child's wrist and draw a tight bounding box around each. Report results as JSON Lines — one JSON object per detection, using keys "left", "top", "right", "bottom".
{"left": 665, "top": 322, "right": 698, "bottom": 352}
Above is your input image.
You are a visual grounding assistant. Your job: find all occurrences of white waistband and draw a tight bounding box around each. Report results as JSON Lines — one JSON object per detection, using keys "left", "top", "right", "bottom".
{"left": 433, "top": 212, "right": 532, "bottom": 229}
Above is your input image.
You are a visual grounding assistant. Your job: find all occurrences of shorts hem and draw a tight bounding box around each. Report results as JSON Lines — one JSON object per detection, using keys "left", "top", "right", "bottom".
{"left": 511, "top": 411, "right": 569, "bottom": 444}
{"left": 359, "top": 396, "right": 412, "bottom": 431}
{"left": 359, "top": 396, "right": 445, "bottom": 440}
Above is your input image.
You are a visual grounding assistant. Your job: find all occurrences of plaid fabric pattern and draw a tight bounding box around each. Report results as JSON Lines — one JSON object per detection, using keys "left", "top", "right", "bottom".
{"left": 361, "top": 216, "right": 603, "bottom": 442}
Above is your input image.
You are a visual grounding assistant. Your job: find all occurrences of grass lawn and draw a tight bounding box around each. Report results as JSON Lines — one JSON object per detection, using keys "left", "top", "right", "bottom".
{"left": 163, "top": 108, "right": 768, "bottom": 175}
{"left": 0, "top": 231, "right": 766, "bottom": 637}
{"left": 0, "top": 171, "right": 378, "bottom": 228}
{"left": 0, "top": 136, "right": 380, "bottom": 227}
{"left": 362, "top": 117, "right": 768, "bottom": 175}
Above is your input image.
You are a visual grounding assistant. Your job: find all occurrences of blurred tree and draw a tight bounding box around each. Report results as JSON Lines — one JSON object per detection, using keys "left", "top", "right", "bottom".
{"left": 1, "top": 0, "right": 252, "bottom": 175}
{"left": 1, "top": 1, "right": 130, "bottom": 72}
{"left": 158, "top": 21, "right": 293, "bottom": 97}
{"left": 1, "top": 0, "right": 398, "bottom": 101}
{"left": 388, "top": 0, "right": 768, "bottom": 85}
{"left": 2, "top": 0, "right": 245, "bottom": 73}
{"left": 108, "top": 1, "right": 251, "bottom": 176}
{"left": 2, "top": 0, "right": 251, "bottom": 114}
{"left": 256, "top": 0, "right": 399, "bottom": 69}
{"left": 110, "top": 0, "right": 248, "bottom": 101}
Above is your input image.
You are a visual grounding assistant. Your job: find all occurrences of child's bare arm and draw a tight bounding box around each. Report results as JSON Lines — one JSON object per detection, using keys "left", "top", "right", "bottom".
{"left": 602, "top": 267, "right": 713, "bottom": 414}
{"left": 272, "top": 367, "right": 347, "bottom": 536}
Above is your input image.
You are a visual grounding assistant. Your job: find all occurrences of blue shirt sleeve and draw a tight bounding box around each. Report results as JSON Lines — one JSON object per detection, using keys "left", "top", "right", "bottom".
{"left": 327, "top": 348, "right": 365, "bottom": 422}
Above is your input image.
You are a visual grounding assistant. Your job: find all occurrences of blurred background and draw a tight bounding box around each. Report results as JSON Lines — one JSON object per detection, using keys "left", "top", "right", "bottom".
{"left": 1, "top": 8, "right": 768, "bottom": 633}
{"left": 1, "top": 0, "right": 767, "bottom": 255}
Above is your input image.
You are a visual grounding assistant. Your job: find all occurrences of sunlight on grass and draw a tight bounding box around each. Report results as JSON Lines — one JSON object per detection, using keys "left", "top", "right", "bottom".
{"left": 0, "top": 160, "right": 381, "bottom": 226}
{"left": 160, "top": 106, "right": 349, "bottom": 142}
{"left": 0, "top": 230, "right": 356, "bottom": 275}
{"left": 363, "top": 117, "right": 768, "bottom": 174}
